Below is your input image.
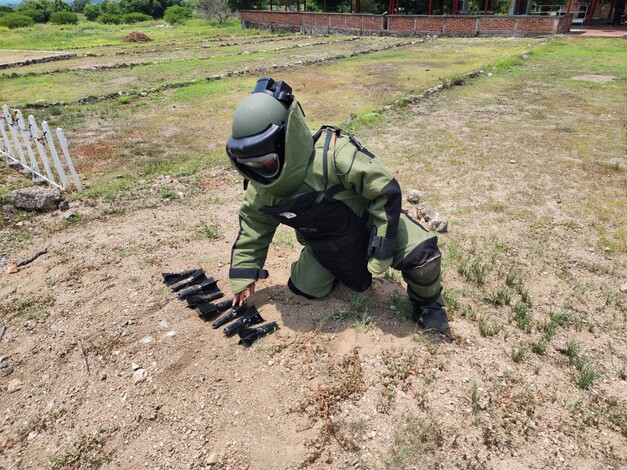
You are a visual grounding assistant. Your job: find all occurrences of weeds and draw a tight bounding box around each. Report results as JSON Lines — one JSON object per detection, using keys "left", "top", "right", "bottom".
{"left": 565, "top": 338, "right": 583, "bottom": 366}
{"left": 390, "top": 290, "right": 411, "bottom": 321}
{"left": 511, "top": 301, "right": 533, "bottom": 332}
{"left": 378, "top": 349, "right": 420, "bottom": 413}
{"left": 458, "top": 256, "right": 489, "bottom": 285}
{"left": 470, "top": 380, "right": 482, "bottom": 413}
{"left": 483, "top": 285, "right": 512, "bottom": 306}
{"left": 197, "top": 221, "right": 221, "bottom": 239}
{"left": 511, "top": 342, "right": 528, "bottom": 363}
{"left": 385, "top": 415, "right": 444, "bottom": 469}
{"left": 316, "top": 295, "right": 373, "bottom": 332}
{"left": 48, "top": 425, "right": 118, "bottom": 470}
{"left": 478, "top": 316, "right": 502, "bottom": 337}
{"left": 293, "top": 349, "right": 365, "bottom": 464}
{"left": 158, "top": 185, "right": 178, "bottom": 199}
{"left": 0, "top": 293, "right": 55, "bottom": 323}
{"left": 575, "top": 357, "right": 600, "bottom": 390}
{"left": 531, "top": 335, "right": 548, "bottom": 355}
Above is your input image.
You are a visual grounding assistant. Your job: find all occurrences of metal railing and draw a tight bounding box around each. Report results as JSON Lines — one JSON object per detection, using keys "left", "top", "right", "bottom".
{"left": 0, "top": 105, "right": 82, "bottom": 192}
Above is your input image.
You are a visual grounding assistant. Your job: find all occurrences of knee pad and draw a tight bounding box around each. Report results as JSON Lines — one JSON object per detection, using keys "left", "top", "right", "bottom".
{"left": 397, "top": 238, "right": 442, "bottom": 286}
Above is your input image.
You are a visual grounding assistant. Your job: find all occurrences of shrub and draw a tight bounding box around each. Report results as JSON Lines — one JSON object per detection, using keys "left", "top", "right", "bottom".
{"left": 83, "top": 4, "right": 101, "bottom": 21}
{"left": 0, "top": 6, "right": 15, "bottom": 14}
{"left": 20, "top": 9, "right": 47, "bottom": 23}
{"left": 122, "top": 12, "right": 152, "bottom": 24}
{"left": 50, "top": 11, "right": 78, "bottom": 24}
{"left": 97, "top": 13, "right": 122, "bottom": 24}
{"left": 0, "top": 13, "right": 34, "bottom": 28}
{"left": 163, "top": 5, "right": 192, "bottom": 25}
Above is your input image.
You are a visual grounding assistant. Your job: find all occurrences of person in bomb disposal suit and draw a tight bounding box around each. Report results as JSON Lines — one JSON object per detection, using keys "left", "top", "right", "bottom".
{"left": 226, "top": 78, "right": 451, "bottom": 336}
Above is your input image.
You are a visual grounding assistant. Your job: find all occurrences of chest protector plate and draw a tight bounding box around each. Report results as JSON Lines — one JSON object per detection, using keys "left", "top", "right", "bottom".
{"left": 259, "top": 128, "right": 372, "bottom": 292}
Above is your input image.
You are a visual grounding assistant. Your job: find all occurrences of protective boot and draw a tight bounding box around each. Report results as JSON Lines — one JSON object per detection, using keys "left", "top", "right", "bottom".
{"left": 412, "top": 301, "right": 451, "bottom": 337}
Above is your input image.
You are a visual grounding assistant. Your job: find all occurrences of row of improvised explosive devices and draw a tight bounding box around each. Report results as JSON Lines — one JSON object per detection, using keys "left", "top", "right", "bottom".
{"left": 162, "top": 268, "right": 278, "bottom": 347}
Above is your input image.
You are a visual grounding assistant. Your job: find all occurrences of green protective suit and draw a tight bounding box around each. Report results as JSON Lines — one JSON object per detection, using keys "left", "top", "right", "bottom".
{"left": 228, "top": 100, "right": 443, "bottom": 304}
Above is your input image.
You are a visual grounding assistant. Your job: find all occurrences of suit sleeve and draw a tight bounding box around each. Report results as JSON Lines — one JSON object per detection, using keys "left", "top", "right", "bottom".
{"left": 335, "top": 140, "right": 401, "bottom": 260}
{"left": 229, "top": 185, "right": 280, "bottom": 294}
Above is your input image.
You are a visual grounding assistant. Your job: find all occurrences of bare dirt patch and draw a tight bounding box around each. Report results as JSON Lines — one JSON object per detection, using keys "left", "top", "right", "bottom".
{"left": 571, "top": 74, "right": 616, "bottom": 82}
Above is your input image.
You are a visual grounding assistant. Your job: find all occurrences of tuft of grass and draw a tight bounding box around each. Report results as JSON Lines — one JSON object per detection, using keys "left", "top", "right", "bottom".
{"left": 511, "top": 301, "right": 533, "bottom": 332}
{"left": 619, "top": 363, "right": 627, "bottom": 381}
{"left": 197, "top": 221, "right": 221, "bottom": 240}
{"left": 0, "top": 293, "right": 55, "bottom": 323}
{"left": 390, "top": 289, "right": 411, "bottom": 321}
{"left": 470, "top": 380, "right": 482, "bottom": 413}
{"left": 608, "top": 405, "right": 627, "bottom": 437}
{"left": 482, "top": 285, "right": 512, "bottom": 306}
{"left": 511, "top": 342, "right": 528, "bottom": 363}
{"left": 531, "top": 335, "right": 548, "bottom": 355}
{"left": 385, "top": 415, "right": 444, "bottom": 469}
{"left": 575, "top": 358, "right": 600, "bottom": 390}
{"left": 48, "top": 425, "right": 118, "bottom": 470}
{"left": 565, "top": 338, "right": 583, "bottom": 366}
{"left": 478, "top": 316, "right": 502, "bottom": 337}
{"left": 158, "top": 185, "right": 178, "bottom": 199}
{"left": 458, "top": 256, "right": 489, "bottom": 286}
{"left": 378, "top": 348, "right": 420, "bottom": 413}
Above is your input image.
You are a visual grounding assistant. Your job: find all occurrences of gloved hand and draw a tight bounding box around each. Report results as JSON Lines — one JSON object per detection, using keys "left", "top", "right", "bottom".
{"left": 367, "top": 257, "right": 394, "bottom": 275}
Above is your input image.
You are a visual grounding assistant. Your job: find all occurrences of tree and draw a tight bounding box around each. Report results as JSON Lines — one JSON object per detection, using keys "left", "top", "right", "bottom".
{"left": 163, "top": 4, "right": 193, "bottom": 22}
{"left": 50, "top": 10, "right": 78, "bottom": 22}
{"left": 119, "top": 0, "right": 184, "bottom": 18}
{"left": 83, "top": 2, "right": 100, "bottom": 19}
{"left": 227, "top": 0, "right": 266, "bottom": 10}
{"left": 72, "top": 0, "right": 92, "bottom": 13}
{"left": 17, "top": 0, "right": 52, "bottom": 21}
{"left": 196, "top": 0, "right": 231, "bottom": 22}
{"left": 0, "top": 12, "right": 34, "bottom": 27}
{"left": 51, "top": 0, "right": 72, "bottom": 11}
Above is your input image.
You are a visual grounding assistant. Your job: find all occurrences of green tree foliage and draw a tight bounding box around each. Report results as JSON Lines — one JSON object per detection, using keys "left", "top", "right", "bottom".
{"left": 20, "top": 8, "right": 48, "bottom": 21}
{"left": 164, "top": 4, "right": 193, "bottom": 22}
{"left": 50, "top": 10, "right": 78, "bottom": 22}
{"left": 122, "top": 11, "right": 152, "bottom": 22}
{"left": 83, "top": 2, "right": 100, "bottom": 19}
{"left": 17, "top": 0, "right": 52, "bottom": 21}
{"left": 0, "top": 6, "right": 15, "bottom": 14}
{"left": 226, "top": 0, "right": 265, "bottom": 11}
{"left": 0, "top": 12, "right": 35, "bottom": 28}
{"left": 72, "top": 0, "right": 92, "bottom": 13}
{"left": 51, "top": 0, "right": 72, "bottom": 11}
{"left": 97, "top": 12, "right": 123, "bottom": 22}
{"left": 119, "top": 0, "right": 184, "bottom": 18}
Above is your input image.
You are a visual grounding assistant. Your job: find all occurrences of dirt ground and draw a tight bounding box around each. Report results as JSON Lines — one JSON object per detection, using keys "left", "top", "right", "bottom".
{"left": 0, "top": 37, "right": 626, "bottom": 470}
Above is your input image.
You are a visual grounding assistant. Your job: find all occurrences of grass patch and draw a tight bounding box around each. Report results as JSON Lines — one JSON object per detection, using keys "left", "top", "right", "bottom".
{"left": 292, "top": 349, "right": 365, "bottom": 464}
{"left": 478, "top": 316, "right": 502, "bottom": 337}
{"left": 385, "top": 415, "right": 444, "bottom": 469}
{"left": 0, "top": 293, "right": 55, "bottom": 323}
{"left": 48, "top": 425, "right": 118, "bottom": 470}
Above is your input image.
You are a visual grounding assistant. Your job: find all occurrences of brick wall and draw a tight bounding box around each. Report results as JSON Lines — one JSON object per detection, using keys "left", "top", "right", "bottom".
{"left": 239, "top": 11, "right": 572, "bottom": 37}
{"left": 444, "top": 17, "right": 478, "bottom": 33}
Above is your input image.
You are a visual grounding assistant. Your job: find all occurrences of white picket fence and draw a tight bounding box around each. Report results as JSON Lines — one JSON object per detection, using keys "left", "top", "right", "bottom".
{"left": 0, "top": 104, "right": 82, "bottom": 192}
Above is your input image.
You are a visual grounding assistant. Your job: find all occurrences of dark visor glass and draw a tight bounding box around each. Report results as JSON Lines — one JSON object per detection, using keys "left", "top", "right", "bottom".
{"left": 226, "top": 123, "right": 284, "bottom": 160}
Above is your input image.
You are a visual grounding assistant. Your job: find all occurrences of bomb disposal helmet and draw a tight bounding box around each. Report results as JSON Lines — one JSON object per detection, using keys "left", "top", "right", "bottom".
{"left": 226, "top": 78, "right": 294, "bottom": 183}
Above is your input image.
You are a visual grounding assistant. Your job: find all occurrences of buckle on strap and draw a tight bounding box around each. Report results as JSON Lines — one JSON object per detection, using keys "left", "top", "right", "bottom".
{"left": 369, "top": 235, "right": 397, "bottom": 260}
{"left": 229, "top": 267, "right": 269, "bottom": 280}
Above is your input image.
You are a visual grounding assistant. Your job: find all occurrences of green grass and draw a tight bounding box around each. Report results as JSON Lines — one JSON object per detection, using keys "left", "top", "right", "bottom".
{"left": 0, "top": 293, "right": 55, "bottom": 323}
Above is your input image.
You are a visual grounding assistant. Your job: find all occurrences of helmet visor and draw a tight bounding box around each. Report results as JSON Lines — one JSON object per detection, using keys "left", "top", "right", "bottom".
{"left": 234, "top": 153, "right": 280, "bottom": 179}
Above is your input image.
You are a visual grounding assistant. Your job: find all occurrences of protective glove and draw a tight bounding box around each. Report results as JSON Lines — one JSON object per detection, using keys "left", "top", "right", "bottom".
{"left": 367, "top": 256, "right": 394, "bottom": 275}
